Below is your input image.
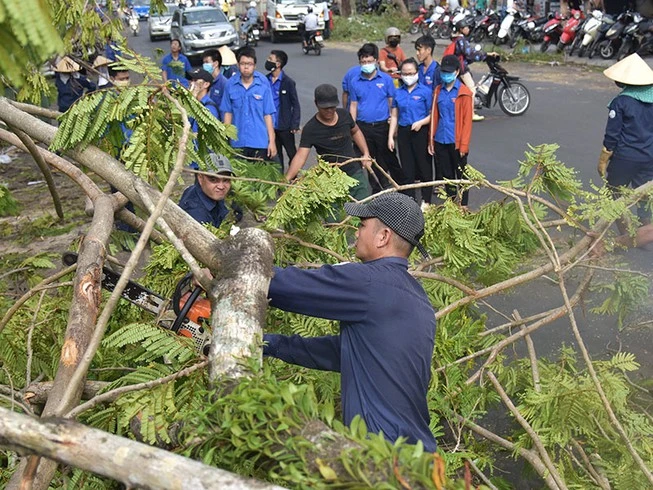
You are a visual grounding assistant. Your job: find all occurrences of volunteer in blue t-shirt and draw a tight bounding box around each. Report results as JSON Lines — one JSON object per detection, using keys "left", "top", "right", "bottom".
{"left": 348, "top": 43, "right": 404, "bottom": 192}
{"left": 220, "top": 47, "right": 278, "bottom": 162}
{"left": 389, "top": 57, "right": 434, "bottom": 205}
{"left": 161, "top": 39, "right": 192, "bottom": 88}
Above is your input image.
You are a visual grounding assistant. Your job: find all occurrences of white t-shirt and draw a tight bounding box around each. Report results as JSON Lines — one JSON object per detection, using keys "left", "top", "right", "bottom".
{"left": 304, "top": 12, "right": 319, "bottom": 30}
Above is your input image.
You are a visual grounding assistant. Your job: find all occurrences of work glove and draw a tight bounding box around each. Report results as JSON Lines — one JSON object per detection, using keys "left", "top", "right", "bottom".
{"left": 597, "top": 147, "right": 613, "bottom": 177}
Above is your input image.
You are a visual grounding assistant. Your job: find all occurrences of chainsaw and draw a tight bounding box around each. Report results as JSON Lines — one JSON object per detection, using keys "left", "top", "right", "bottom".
{"left": 62, "top": 253, "right": 212, "bottom": 356}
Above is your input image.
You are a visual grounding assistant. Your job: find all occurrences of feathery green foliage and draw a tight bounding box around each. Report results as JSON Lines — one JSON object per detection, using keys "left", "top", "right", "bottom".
{"left": 0, "top": 183, "right": 20, "bottom": 216}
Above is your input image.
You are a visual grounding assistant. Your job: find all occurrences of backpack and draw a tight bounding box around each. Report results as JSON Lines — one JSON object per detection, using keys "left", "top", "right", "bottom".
{"left": 443, "top": 38, "right": 466, "bottom": 72}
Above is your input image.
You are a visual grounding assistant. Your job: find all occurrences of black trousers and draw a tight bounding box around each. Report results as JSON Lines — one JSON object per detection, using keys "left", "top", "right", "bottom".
{"left": 358, "top": 120, "right": 405, "bottom": 193}
{"left": 397, "top": 125, "right": 433, "bottom": 203}
{"left": 434, "top": 142, "right": 469, "bottom": 206}
{"left": 275, "top": 129, "right": 297, "bottom": 172}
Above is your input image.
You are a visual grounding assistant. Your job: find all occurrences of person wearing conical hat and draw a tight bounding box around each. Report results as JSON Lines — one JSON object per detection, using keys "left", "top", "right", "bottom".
{"left": 598, "top": 53, "right": 653, "bottom": 237}
{"left": 218, "top": 45, "right": 238, "bottom": 79}
{"left": 54, "top": 56, "right": 96, "bottom": 112}
{"left": 592, "top": 52, "right": 653, "bottom": 256}
{"left": 93, "top": 55, "right": 112, "bottom": 88}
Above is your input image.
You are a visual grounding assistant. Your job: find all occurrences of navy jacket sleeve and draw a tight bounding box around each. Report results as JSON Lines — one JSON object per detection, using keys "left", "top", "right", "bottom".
{"left": 263, "top": 333, "right": 341, "bottom": 371}
{"left": 603, "top": 97, "right": 623, "bottom": 151}
{"left": 288, "top": 78, "right": 301, "bottom": 130}
{"left": 268, "top": 264, "right": 370, "bottom": 322}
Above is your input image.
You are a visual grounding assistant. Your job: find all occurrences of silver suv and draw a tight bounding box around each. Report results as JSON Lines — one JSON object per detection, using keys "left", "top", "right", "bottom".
{"left": 170, "top": 6, "right": 238, "bottom": 58}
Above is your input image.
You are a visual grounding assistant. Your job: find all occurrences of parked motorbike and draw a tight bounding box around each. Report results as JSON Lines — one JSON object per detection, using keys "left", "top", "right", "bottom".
{"left": 540, "top": 11, "right": 564, "bottom": 53}
{"left": 635, "top": 19, "right": 653, "bottom": 57}
{"left": 129, "top": 12, "right": 140, "bottom": 36}
{"left": 474, "top": 55, "right": 530, "bottom": 117}
{"left": 470, "top": 9, "right": 501, "bottom": 43}
{"left": 598, "top": 10, "right": 634, "bottom": 60}
{"left": 495, "top": 7, "right": 520, "bottom": 46}
{"left": 302, "top": 30, "right": 324, "bottom": 55}
{"left": 587, "top": 13, "right": 615, "bottom": 58}
{"left": 410, "top": 6, "right": 431, "bottom": 35}
{"left": 512, "top": 12, "right": 548, "bottom": 45}
{"left": 616, "top": 12, "right": 646, "bottom": 60}
{"left": 557, "top": 9, "right": 584, "bottom": 52}
{"left": 575, "top": 9, "right": 605, "bottom": 57}
{"left": 432, "top": 8, "right": 454, "bottom": 39}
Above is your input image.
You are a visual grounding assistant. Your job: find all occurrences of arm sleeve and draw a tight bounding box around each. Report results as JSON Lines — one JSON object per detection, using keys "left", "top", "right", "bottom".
{"left": 184, "top": 57, "right": 193, "bottom": 72}
{"left": 268, "top": 264, "right": 370, "bottom": 322}
{"left": 263, "top": 84, "right": 276, "bottom": 116}
{"left": 207, "top": 103, "right": 219, "bottom": 119}
{"left": 298, "top": 122, "right": 313, "bottom": 148}
{"left": 602, "top": 98, "right": 623, "bottom": 151}
{"left": 220, "top": 85, "right": 233, "bottom": 114}
{"left": 289, "top": 80, "right": 301, "bottom": 129}
{"left": 81, "top": 77, "right": 96, "bottom": 91}
{"left": 349, "top": 83, "right": 359, "bottom": 102}
{"left": 263, "top": 333, "right": 341, "bottom": 371}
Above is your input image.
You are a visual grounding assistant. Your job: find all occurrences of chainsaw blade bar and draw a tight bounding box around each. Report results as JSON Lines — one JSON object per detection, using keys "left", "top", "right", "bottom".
{"left": 62, "top": 252, "right": 165, "bottom": 316}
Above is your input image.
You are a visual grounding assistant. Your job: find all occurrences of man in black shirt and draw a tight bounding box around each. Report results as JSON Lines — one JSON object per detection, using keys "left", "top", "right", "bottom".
{"left": 285, "top": 84, "right": 373, "bottom": 200}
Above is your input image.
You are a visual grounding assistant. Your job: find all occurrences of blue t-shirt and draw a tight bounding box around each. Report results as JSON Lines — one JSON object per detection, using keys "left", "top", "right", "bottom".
{"left": 161, "top": 53, "right": 192, "bottom": 88}
{"left": 220, "top": 71, "right": 276, "bottom": 149}
{"left": 178, "top": 182, "right": 230, "bottom": 228}
{"left": 267, "top": 70, "right": 284, "bottom": 129}
{"left": 392, "top": 83, "right": 432, "bottom": 127}
{"left": 434, "top": 79, "right": 460, "bottom": 144}
{"left": 342, "top": 65, "right": 360, "bottom": 106}
{"left": 418, "top": 60, "right": 442, "bottom": 91}
{"left": 264, "top": 257, "right": 437, "bottom": 452}
{"left": 348, "top": 70, "right": 395, "bottom": 123}
{"left": 209, "top": 74, "right": 228, "bottom": 119}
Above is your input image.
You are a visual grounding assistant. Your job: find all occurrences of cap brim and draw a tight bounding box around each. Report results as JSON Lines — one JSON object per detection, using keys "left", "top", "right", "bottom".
{"left": 316, "top": 100, "right": 339, "bottom": 108}
{"left": 344, "top": 202, "right": 375, "bottom": 218}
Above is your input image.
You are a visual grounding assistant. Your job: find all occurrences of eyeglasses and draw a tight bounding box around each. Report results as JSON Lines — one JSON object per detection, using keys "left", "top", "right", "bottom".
{"left": 238, "top": 61, "right": 255, "bottom": 67}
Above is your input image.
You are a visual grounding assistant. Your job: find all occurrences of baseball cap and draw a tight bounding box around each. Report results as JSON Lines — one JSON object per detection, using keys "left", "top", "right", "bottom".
{"left": 345, "top": 192, "right": 428, "bottom": 258}
{"left": 314, "top": 84, "right": 339, "bottom": 108}
{"left": 440, "top": 55, "right": 461, "bottom": 73}
{"left": 206, "top": 153, "right": 234, "bottom": 175}
{"left": 186, "top": 68, "right": 213, "bottom": 84}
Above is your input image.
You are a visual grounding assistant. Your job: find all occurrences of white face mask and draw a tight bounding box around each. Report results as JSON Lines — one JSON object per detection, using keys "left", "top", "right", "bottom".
{"left": 401, "top": 74, "right": 419, "bottom": 87}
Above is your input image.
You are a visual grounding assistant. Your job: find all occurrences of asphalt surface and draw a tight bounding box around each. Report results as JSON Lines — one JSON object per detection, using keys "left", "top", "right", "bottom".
{"left": 128, "top": 27, "right": 652, "bottom": 381}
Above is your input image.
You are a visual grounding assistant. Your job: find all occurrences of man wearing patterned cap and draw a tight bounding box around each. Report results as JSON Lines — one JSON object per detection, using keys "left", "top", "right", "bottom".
{"left": 179, "top": 153, "right": 242, "bottom": 228}
{"left": 263, "top": 192, "right": 437, "bottom": 452}
{"left": 599, "top": 53, "right": 653, "bottom": 237}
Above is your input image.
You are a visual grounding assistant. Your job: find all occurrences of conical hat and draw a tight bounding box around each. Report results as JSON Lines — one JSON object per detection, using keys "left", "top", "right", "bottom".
{"left": 93, "top": 55, "right": 110, "bottom": 68}
{"left": 603, "top": 53, "right": 653, "bottom": 86}
{"left": 218, "top": 45, "right": 237, "bottom": 66}
{"left": 54, "top": 56, "right": 80, "bottom": 73}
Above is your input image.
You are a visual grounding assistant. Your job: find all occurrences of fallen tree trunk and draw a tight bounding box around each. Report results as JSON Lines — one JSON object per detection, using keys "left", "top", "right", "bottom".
{"left": 0, "top": 407, "right": 288, "bottom": 490}
{"left": 23, "top": 380, "right": 109, "bottom": 406}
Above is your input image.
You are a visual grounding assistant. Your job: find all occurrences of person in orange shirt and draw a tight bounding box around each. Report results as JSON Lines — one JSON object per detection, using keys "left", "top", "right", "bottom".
{"left": 428, "top": 55, "right": 473, "bottom": 208}
{"left": 379, "top": 27, "right": 406, "bottom": 87}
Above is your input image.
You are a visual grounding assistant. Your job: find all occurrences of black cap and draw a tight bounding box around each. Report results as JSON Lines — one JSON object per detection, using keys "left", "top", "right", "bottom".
{"left": 314, "top": 84, "right": 339, "bottom": 108}
{"left": 441, "top": 55, "right": 461, "bottom": 73}
{"left": 186, "top": 68, "right": 213, "bottom": 83}
{"left": 344, "top": 192, "right": 429, "bottom": 258}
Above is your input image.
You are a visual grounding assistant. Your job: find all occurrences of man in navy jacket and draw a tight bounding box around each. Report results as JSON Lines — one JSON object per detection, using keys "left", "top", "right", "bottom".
{"left": 264, "top": 193, "right": 437, "bottom": 452}
{"left": 266, "top": 50, "right": 301, "bottom": 171}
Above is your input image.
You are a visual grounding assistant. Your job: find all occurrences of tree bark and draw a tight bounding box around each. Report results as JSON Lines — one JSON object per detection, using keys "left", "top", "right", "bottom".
{"left": 0, "top": 407, "right": 288, "bottom": 490}
{"left": 209, "top": 228, "right": 274, "bottom": 382}
{"left": 23, "top": 380, "right": 109, "bottom": 406}
{"left": 6, "top": 195, "right": 115, "bottom": 490}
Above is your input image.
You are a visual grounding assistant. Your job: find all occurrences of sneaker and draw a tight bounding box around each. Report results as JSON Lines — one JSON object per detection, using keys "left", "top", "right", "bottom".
{"left": 472, "top": 114, "right": 485, "bottom": 122}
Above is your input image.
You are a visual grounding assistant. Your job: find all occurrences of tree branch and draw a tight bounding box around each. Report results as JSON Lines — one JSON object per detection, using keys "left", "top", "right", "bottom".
{"left": 0, "top": 407, "right": 289, "bottom": 490}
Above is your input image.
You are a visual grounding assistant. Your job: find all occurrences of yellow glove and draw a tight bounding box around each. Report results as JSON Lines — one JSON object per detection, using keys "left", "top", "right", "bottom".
{"left": 597, "top": 147, "right": 613, "bottom": 177}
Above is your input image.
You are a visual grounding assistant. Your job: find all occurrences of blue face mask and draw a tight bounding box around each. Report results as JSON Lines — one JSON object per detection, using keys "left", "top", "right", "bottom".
{"left": 203, "top": 63, "right": 214, "bottom": 75}
{"left": 360, "top": 63, "right": 376, "bottom": 75}
{"left": 441, "top": 71, "right": 457, "bottom": 84}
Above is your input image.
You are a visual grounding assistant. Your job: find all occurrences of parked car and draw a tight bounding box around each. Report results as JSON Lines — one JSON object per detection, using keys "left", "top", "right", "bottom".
{"left": 148, "top": 4, "right": 177, "bottom": 40}
{"left": 131, "top": 0, "right": 151, "bottom": 19}
{"left": 170, "top": 6, "right": 238, "bottom": 58}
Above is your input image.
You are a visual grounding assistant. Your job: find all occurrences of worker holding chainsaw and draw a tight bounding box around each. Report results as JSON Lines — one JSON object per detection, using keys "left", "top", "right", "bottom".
{"left": 263, "top": 192, "right": 437, "bottom": 452}
{"left": 179, "top": 153, "right": 242, "bottom": 229}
